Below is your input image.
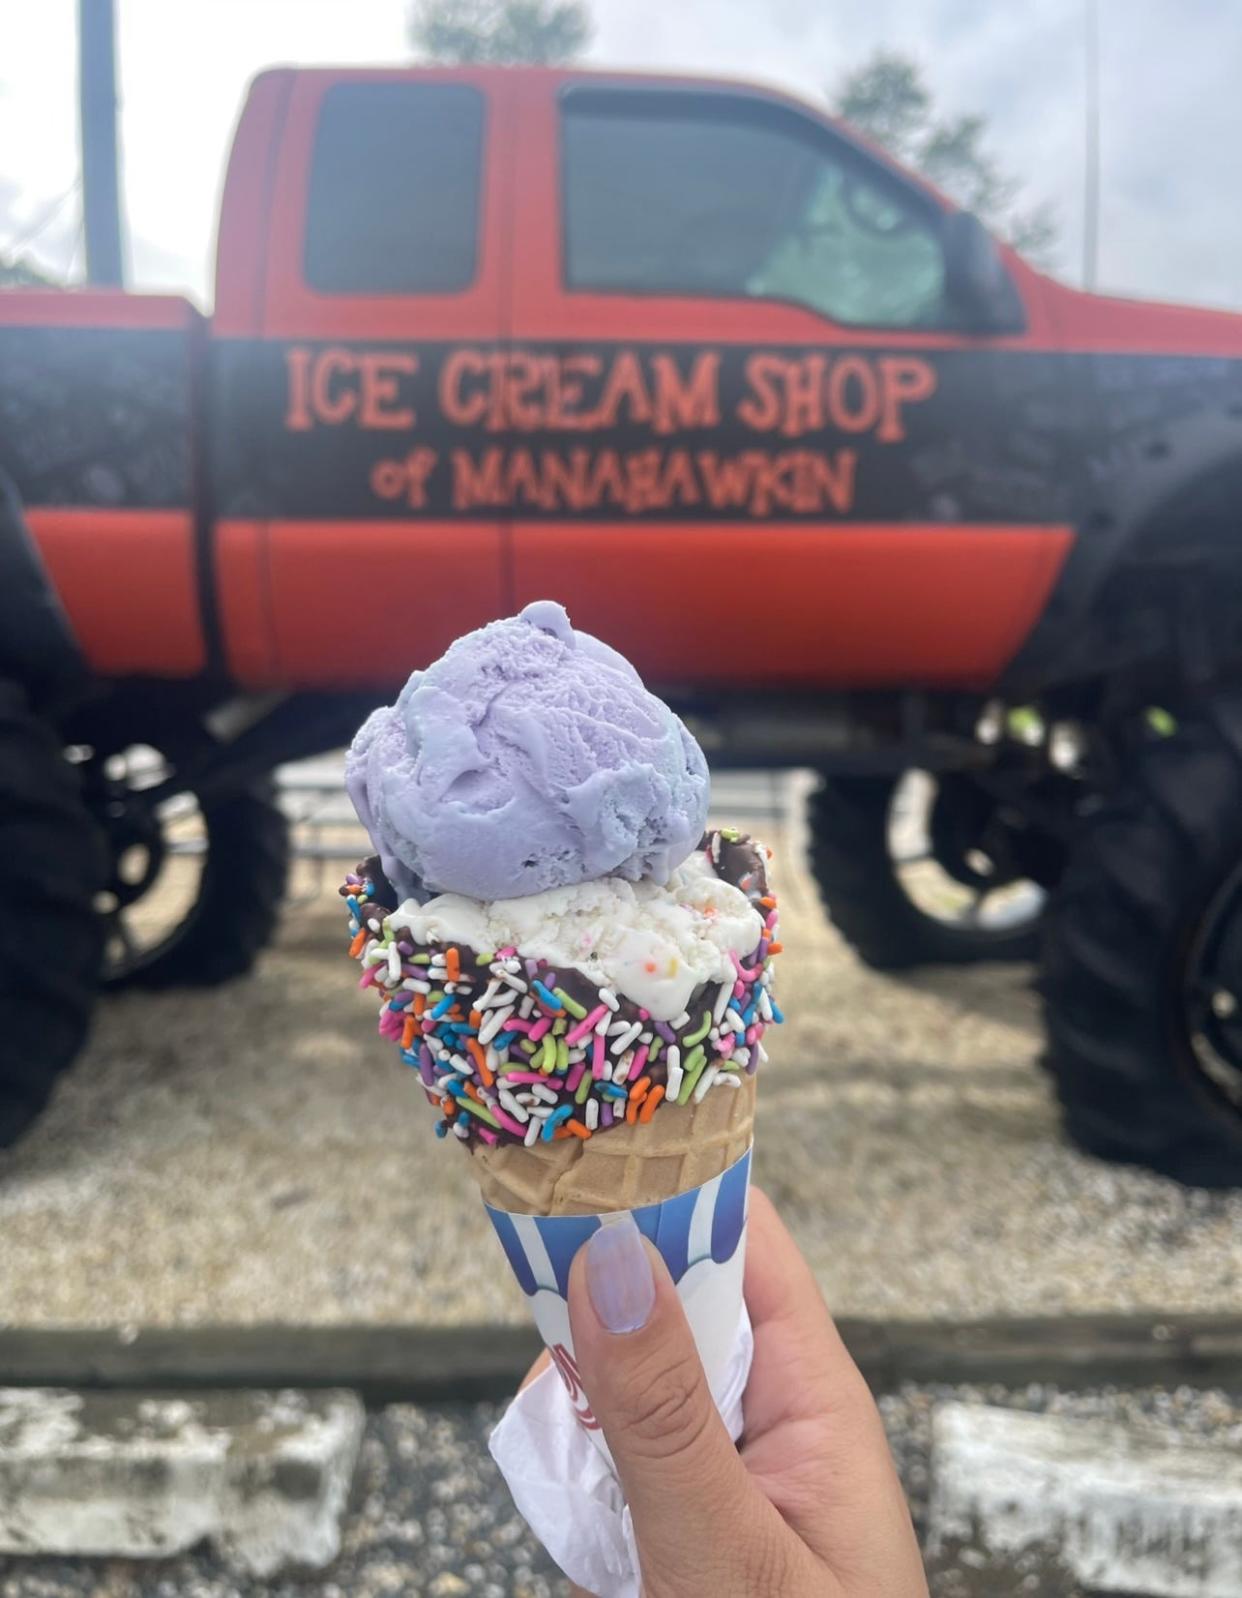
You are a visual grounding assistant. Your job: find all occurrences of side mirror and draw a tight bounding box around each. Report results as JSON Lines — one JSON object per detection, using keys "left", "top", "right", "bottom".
{"left": 942, "top": 211, "right": 1025, "bottom": 334}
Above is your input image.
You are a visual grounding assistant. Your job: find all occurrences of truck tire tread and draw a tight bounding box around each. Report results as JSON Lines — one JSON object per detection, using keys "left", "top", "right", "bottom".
{"left": 1040, "top": 699, "right": 1242, "bottom": 1187}
{"left": 106, "top": 789, "right": 290, "bottom": 990}
{"left": 0, "top": 681, "right": 104, "bottom": 1147}
{"left": 808, "top": 775, "right": 1040, "bottom": 969}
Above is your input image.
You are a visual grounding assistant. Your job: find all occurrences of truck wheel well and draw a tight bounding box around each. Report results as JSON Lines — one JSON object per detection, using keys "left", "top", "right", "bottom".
{"left": 1010, "top": 431, "right": 1242, "bottom": 705}
{"left": 1127, "top": 450, "right": 1242, "bottom": 562}
{"left": 1087, "top": 451, "right": 1242, "bottom": 697}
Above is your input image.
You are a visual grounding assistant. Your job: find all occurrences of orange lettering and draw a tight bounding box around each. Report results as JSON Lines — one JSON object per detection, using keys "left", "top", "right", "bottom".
{"left": 311, "top": 347, "right": 357, "bottom": 425}
{"left": 737, "top": 354, "right": 783, "bottom": 431}
{"left": 402, "top": 446, "right": 437, "bottom": 507}
{"left": 650, "top": 353, "right": 720, "bottom": 434}
{"left": 586, "top": 449, "right": 627, "bottom": 506}
{"left": 359, "top": 352, "right": 417, "bottom": 429}
{"left": 284, "top": 346, "right": 313, "bottom": 430}
{"left": 548, "top": 355, "right": 603, "bottom": 430}
{"left": 783, "top": 355, "right": 826, "bottom": 438}
{"left": 371, "top": 447, "right": 437, "bottom": 506}
{"left": 662, "top": 448, "right": 701, "bottom": 506}
{"left": 371, "top": 458, "right": 406, "bottom": 500}
{"left": 592, "top": 353, "right": 651, "bottom": 430}
{"left": 876, "top": 356, "right": 937, "bottom": 443}
{"left": 505, "top": 448, "right": 553, "bottom": 509}
{"left": 505, "top": 353, "right": 545, "bottom": 432}
{"left": 540, "top": 448, "right": 593, "bottom": 510}
{"left": 450, "top": 447, "right": 505, "bottom": 508}
{"left": 440, "top": 350, "right": 489, "bottom": 427}
{"left": 484, "top": 352, "right": 509, "bottom": 432}
{"left": 827, "top": 356, "right": 880, "bottom": 434}
{"left": 624, "top": 449, "right": 669, "bottom": 511}
{"left": 747, "top": 451, "right": 795, "bottom": 516}
{"left": 697, "top": 451, "right": 755, "bottom": 509}
{"left": 803, "top": 449, "right": 857, "bottom": 512}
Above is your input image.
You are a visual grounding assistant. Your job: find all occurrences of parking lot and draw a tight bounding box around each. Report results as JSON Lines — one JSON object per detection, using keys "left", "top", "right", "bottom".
{"left": 4, "top": 768, "right": 1241, "bottom": 1335}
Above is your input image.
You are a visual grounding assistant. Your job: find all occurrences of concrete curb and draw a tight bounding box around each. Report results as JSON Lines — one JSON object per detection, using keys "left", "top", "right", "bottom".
{"left": 929, "top": 1401, "right": 1242, "bottom": 1598}
{"left": 3, "top": 1313, "right": 1241, "bottom": 1402}
{"left": 0, "top": 1388, "right": 365, "bottom": 1574}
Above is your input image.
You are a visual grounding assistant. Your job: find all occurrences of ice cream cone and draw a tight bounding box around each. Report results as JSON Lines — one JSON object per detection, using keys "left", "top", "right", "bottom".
{"left": 480, "top": 1076, "right": 757, "bottom": 1479}
{"left": 470, "top": 1071, "right": 756, "bottom": 1216}
{"left": 340, "top": 603, "right": 782, "bottom": 1520}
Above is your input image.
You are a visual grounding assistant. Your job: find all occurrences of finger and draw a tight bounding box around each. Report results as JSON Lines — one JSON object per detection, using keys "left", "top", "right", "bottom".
{"left": 742, "top": 1191, "right": 923, "bottom": 1591}
{"left": 742, "top": 1187, "right": 883, "bottom": 1486}
{"left": 519, "top": 1349, "right": 551, "bottom": 1393}
{"left": 744, "top": 1188, "right": 867, "bottom": 1412}
{"left": 743, "top": 1185, "right": 890, "bottom": 1444}
{"left": 567, "top": 1217, "right": 794, "bottom": 1595}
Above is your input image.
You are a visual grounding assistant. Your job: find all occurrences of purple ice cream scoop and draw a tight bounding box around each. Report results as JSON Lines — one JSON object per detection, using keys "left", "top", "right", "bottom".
{"left": 345, "top": 600, "right": 710, "bottom": 903}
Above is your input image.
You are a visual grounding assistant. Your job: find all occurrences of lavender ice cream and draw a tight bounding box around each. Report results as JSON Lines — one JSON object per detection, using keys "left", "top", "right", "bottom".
{"left": 345, "top": 601, "right": 709, "bottom": 903}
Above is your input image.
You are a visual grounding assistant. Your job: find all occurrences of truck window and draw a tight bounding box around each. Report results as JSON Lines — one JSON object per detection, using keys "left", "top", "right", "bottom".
{"left": 561, "top": 89, "right": 948, "bottom": 329}
{"left": 304, "top": 82, "right": 483, "bottom": 294}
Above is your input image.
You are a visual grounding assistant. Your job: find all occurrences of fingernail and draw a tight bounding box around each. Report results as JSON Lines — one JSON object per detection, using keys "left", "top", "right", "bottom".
{"left": 585, "top": 1219, "right": 656, "bottom": 1334}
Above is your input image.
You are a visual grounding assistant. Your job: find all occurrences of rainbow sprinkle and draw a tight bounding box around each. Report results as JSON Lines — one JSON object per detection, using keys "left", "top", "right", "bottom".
{"left": 340, "top": 829, "right": 782, "bottom": 1149}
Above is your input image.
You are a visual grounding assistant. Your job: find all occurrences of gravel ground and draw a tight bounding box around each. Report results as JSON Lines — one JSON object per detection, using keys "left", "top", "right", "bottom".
{"left": 3, "top": 774, "right": 1242, "bottom": 1328}
{"left": 4, "top": 1382, "right": 1240, "bottom": 1597}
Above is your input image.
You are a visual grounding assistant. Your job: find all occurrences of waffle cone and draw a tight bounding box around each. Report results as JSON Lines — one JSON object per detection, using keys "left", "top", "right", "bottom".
{"left": 470, "top": 1072, "right": 756, "bottom": 1216}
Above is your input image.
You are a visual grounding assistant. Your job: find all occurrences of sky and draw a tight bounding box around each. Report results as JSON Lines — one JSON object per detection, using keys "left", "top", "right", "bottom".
{"left": 1, "top": 0, "right": 1239, "bottom": 312}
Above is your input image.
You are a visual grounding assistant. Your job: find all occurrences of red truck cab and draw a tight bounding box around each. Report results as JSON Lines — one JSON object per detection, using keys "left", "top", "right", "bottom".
{"left": 210, "top": 66, "right": 1076, "bottom": 693}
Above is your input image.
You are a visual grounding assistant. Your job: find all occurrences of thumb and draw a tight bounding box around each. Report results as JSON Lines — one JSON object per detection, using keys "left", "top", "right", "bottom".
{"left": 566, "top": 1218, "right": 783, "bottom": 1595}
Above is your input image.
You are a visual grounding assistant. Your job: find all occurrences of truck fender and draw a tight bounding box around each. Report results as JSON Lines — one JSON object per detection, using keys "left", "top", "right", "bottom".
{"left": 1005, "top": 404, "right": 1242, "bottom": 694}
{"left": 1102, "top": 405, "right": 1242, "bottom": 559}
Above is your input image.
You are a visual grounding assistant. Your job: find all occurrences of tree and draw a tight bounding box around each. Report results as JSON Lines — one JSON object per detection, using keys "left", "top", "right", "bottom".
{"left": 410, "top": 0, "right": 591, "bottom": 64}
{"left": 0, "top": 179, "right": 67, "bottom": 288}
{"left": 833, "top": 50, "right": 1057, "bottom": 264}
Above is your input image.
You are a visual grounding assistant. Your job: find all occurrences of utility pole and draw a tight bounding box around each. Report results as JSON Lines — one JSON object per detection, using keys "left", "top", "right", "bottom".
{"left": 78, "top": 0, "right": 126, "bottom": 285}
{"left": 1082, "top": 0, "right": 1100, "bottom": 289}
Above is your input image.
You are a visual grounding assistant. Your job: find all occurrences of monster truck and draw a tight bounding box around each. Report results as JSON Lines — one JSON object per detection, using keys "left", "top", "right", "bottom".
{"left": 3, "top": 66, "right": 1242, "bottom": 1184}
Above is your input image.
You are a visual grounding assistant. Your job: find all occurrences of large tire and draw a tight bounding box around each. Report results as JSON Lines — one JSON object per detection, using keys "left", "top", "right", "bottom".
{"left": 0, "top": 682, "right": 105, "bottom": 1147}
{"left": 1041, "top": 700, "right": 1242, "bottom": 1187}
{"left": 105, "top": 787, "right": 290, "bottom": 990}
{"left": 808, "top": 775, "right": 1042, "bottom": 970}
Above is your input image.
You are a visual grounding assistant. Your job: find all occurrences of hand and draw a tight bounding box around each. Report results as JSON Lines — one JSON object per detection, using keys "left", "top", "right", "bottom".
{"left": 525, "top": 1187, "right": 927, "bottom": 1598}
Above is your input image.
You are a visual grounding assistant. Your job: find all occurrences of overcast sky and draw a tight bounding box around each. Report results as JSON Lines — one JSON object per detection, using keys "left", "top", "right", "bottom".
{"left": 2, "top": 0, "right": 1239, "bottom": 312}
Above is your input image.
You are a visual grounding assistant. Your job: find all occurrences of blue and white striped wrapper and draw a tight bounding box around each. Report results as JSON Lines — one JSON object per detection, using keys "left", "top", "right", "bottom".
{"left": 486, "top": 1147, "right": 752, "bottom": 1466}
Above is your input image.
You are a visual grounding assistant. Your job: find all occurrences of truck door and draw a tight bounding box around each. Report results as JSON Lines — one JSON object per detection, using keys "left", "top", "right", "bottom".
{"left": 212, "top": 70, "right": 511, "bottom": 690}
{"left": 502, "top": 78, "right": 1075, "bottom": 692}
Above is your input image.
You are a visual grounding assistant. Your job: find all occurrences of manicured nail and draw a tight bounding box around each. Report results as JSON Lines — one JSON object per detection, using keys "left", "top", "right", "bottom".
{"left": 585, "top": 1219, "right": 656, "bottom": 1334}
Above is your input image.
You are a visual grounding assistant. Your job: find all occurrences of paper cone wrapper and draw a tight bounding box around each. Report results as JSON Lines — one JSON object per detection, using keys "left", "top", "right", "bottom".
{"left": 481, "top": 1076, "right": 755, "bottom": 1467}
